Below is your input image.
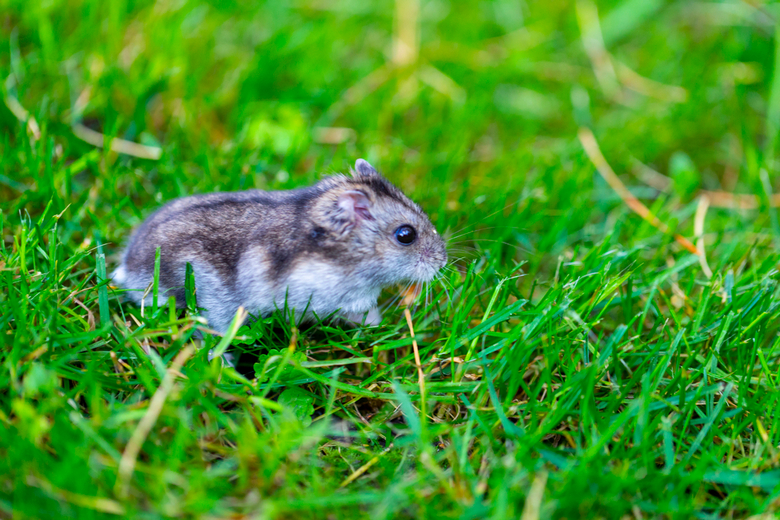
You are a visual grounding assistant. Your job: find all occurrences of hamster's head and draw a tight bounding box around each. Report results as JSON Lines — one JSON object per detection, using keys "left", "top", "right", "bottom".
{"left": 311, "top": 159, "right": 447, "bottom": 286}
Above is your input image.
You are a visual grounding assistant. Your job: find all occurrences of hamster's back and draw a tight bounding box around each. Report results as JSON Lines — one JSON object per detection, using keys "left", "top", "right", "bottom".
{"left": 113, "top": 185, "right": 320, "bottom": 307}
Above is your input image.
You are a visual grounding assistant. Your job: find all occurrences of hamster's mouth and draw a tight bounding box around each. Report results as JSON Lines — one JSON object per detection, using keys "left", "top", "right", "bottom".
{"left": 413, "top": 260, "right": 446, "bottom": 283}
{"left": 413, "top": 244, "right": 447, "bottom": 281}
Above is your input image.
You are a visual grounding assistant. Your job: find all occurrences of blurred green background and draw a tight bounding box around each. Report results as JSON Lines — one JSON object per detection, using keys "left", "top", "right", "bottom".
{"left": 3, "top": 0, "right": 777, "bottom": 267}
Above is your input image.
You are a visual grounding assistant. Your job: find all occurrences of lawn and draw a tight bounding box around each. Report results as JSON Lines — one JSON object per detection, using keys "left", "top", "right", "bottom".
{"left": 2, "top": 0, "right": 780, "bottom": 518}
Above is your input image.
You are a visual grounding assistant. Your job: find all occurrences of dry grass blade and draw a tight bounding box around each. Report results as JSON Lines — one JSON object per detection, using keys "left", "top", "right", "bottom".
{"left": 576, "top": 0, "right": 620, "bottom": 99}
{"left": 327, "top": 0, "right": 463, "bottom": 118}
{"left": 631, "top": 158, "right": 672, "bottom": 192}
{"left": 418, "top": 65, "right": 466, "bottom": 104}
{"left": 71, "top": 297, "right": 96, "bottom": 331}
{"left": 73, "top": 124, "right": 162, "bottom": 160}
{"left": 393, "top": 0, "right": 419, "bottom": 67}
{"left": 576, "top": 0, "right": 687, "bottom": 105}
{"left": 28, "top": 475, "right": 126, "bottom": 515}
{"left": 325, "top": 64, "right": 393, "bottom": 120}
{"left": 702, "top": 189, "right": 780, "bottom": 209}
{"left": 404, "top": 308, "right": 425, "bottom": 397}
{"left": 116, "top": 345, "right": 194, "bottom": 498}
{"left": 4, "top": 94, "right": 41, "bottom": 140}
{"left": 629, "top": 162, "right": 780, "bottom": 210}
{"left": 578, "top": 127, "right": 700, "bottom": 255}
{"left": 339, "top": 443, "right": 394, "bottom": 488}
{"left": 695, "top": 195, "right": 713, "bottom": 278}
{"left": 520, "top": 470, "right": 549, "bottom": 520}
{"left": 614, "top": 60, "right": 688, "bottom": 102}
{"left": 312, "top": 127, "right": 356, "bottom": 144}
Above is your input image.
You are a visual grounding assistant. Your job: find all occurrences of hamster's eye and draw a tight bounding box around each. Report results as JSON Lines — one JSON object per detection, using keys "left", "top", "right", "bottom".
{"left": 394, "top": 225, "right": 416, "bottom": 245}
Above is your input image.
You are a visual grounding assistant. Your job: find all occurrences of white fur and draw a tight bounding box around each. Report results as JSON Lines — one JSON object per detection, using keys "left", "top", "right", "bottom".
{"left": 235, "top": 249, "right": 381, "bottom": 331}
{"left": 192, "top": 264, "right": 243, "bottom": 332}
{"left": 281, "top": 260, "right": 381, "bottom": 318}
{"left": 112, "top": 266, "right": 127, "bottom": 285}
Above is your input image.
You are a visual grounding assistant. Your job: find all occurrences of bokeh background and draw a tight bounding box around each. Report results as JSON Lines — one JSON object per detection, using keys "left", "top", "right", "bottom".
{"left": 2, "top": 0, "right": 776, "bottom": 273}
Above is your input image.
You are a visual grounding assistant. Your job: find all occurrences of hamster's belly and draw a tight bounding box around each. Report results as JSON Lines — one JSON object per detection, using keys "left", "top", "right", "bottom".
{"left": 280, "top": 260, "right": 381, "bottom": 316}
{"left": 237, "top": 252, "right": 380, "bottom": 319}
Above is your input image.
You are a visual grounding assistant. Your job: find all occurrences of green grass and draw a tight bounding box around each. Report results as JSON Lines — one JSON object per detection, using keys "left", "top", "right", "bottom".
{"left": 2, "top": 0, "right": 780, "bottom": 518}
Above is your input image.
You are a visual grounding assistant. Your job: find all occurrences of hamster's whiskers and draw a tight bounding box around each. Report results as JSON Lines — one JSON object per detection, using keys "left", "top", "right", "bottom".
{"left": 434, "top": 273, "right": 454, "bottom": 305}
{"left": 443, "top": 198, "right": 525, "bottom": 241}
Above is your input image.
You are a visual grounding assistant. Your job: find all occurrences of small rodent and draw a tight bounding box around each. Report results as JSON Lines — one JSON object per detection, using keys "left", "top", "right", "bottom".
{"left": 112, "top": 159, "right": 447, "bottom": 332}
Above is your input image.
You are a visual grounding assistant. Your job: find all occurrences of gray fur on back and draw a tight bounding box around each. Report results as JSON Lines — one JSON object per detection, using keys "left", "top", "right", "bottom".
{"left": 112, "top": 160, "right": 447, "bottom": 332}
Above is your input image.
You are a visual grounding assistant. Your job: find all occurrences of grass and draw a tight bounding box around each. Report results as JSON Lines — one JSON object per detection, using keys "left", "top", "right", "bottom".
{"left": 2, "top": 0, "right": 780, "bottom": 518}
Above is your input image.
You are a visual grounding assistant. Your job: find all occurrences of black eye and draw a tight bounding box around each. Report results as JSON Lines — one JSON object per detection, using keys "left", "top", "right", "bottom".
{"left": 394, "top": 225, "right": 416, "bottom": 245}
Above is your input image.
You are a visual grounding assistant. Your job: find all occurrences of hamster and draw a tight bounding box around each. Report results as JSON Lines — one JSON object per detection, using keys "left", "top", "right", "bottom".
{"left": 112, "top": 159, "right": 447, "bottom": 333}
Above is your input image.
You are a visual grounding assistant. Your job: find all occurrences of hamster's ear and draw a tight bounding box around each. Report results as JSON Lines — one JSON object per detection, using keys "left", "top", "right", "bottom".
{"left": 338, "top": 190, "right": 374, "bottom": 222}
{"left": 354, "top": 159, "right": 378, "bottom": 177}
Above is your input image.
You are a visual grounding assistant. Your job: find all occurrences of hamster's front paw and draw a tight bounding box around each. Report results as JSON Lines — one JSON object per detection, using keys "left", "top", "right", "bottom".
{"left": 363, "top": 307, "right": 382, "bottom": 326}
{"left": 208, "top": 349, "right": 237, "bottom": 368}
{"left": 344, "top": 307, "right": 382, "bottom": 327}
